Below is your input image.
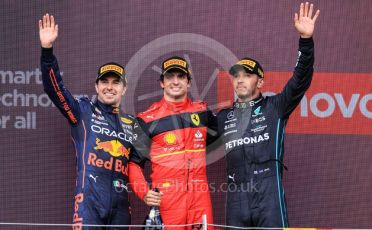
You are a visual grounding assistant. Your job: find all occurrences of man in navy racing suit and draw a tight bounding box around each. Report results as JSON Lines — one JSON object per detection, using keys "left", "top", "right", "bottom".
{"left": 39, "top": 14, "right": 133, "bottom": 229}
{"left": 217, "top": 3, "right": 320, "bottom": 229}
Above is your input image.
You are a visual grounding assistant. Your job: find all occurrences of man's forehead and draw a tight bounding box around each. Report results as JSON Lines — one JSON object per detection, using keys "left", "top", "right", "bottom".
{"left": 97, "top": 74, "right": 126, "bottom": 85}
{"left": 233, "top": 69, "right": 252, "bottom": 77}
{"left": 98, "top": 74, "right": 122, "bottom": 80}
{"left": 164, "top": 70, "right": 187, "bottom": 76}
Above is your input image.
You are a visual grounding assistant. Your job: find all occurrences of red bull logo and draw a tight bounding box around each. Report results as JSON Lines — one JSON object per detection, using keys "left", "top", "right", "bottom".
{"left": 87, "top": 153, "right": 129, "bottom": 176}
{"left": 94, "top": 138, "right": 130, "bottom": 159}
{"left": 72, "top": 193, "right": 83, "bottom": 230}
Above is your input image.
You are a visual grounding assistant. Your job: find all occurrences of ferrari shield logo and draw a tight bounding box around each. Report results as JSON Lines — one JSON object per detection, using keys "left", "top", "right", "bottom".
{"left": 190, "top": 113, "right": 200, "bottom": 126}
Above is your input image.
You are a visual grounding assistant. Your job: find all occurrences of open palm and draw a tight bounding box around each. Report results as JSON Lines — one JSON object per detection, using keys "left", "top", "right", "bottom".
{"left": 39, "top": 14, "right": 58, "bottom": 48}
{"left": 294, "top": 2, "right": 320, "bottom": 38}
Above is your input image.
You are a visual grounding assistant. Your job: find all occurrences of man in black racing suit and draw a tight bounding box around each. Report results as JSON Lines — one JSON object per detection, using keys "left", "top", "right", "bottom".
{"left": 217, "top": 3, "right": 320, "bottom": 229}
{"left": 39, "top": 14, "right": 133, "bottom": 229}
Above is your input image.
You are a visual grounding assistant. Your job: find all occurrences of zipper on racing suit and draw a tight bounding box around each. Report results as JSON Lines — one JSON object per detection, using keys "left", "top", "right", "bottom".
{"left": 186, "top": 159, "right": 191, "bottom": 191}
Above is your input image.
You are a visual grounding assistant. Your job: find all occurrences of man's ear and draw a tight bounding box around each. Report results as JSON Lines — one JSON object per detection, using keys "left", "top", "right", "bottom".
{"left": 122, "top": 86, "right": 127, "bottom": 95}
{"left": 187, "top": 79, "right": 191, "bottom": 88}
{"left": 95, "top": 83, "right": 99, "bottom": 94}
{"left": 257, "top": 78, "right": 264, "bottom": 89}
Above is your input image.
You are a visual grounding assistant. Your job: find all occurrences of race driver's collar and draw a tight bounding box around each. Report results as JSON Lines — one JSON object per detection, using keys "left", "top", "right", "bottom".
{"left": 233, "top": 94, "right": 263, "bottom": 109}
{"left": 95, "top": 99, "right": 120, "bottom": 114}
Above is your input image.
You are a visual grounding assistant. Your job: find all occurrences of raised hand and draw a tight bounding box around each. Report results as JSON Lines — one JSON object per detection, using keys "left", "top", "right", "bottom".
{"left": 39, "top": 14, "right": 58, "bottom": 48}
{"left": 294, "top": 2, "right": 320, "bottom": 38}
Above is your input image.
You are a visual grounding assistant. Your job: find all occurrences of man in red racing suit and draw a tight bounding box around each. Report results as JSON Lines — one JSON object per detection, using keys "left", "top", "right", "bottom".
{"left": 129, "top": 56, "right": 217, "bottom": 230}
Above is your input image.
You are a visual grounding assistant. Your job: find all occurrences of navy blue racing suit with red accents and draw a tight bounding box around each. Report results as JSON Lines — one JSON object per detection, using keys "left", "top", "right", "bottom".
{"left": 217, "top": 38, "right": 314, "bottom": 228}
{"left": 41, "top": 47, "right": 133, "bottom": 230}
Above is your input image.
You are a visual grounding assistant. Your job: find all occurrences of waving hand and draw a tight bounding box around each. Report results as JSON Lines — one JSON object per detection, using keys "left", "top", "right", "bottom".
{"left": 294, "top": 2, "right": 320, "bottom": 38}
{"left": 39, "top": 14, "right": 58, "bottom": 48}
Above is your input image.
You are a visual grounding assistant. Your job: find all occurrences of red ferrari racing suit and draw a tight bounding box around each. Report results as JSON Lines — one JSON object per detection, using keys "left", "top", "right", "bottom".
{"left": 129, "top": 97, "right": 217, "bottom": 229}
